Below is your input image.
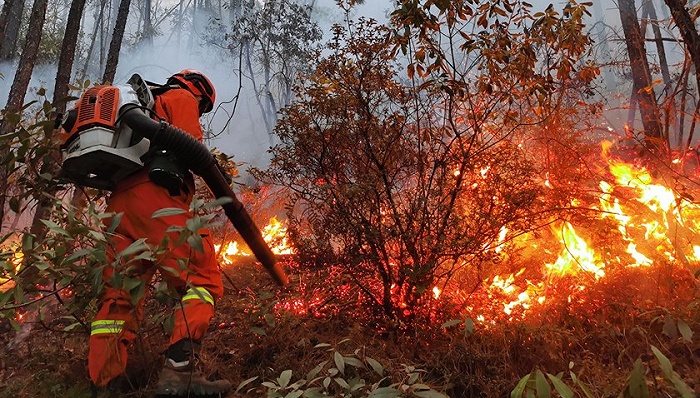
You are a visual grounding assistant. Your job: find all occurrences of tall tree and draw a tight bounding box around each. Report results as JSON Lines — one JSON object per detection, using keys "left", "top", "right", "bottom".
{"left": 220, "top": 0, "right": 321, "bottom": 139}
{"left": 0, "top": 0, "right": 49, "bottom": 230}
{"left": 102, "top": 0, "right": 132, "bottom": 83}
{"left": 54, "top": 0, "right": 88, "bottom": 112}
{"left": 142, "top": 0, "right": 153, "bottom": 46}
{"left": 663, "top": 0, "right": 700, "bottom": 149}
{"left": 618, "top": 0, "right": 664, "bottom": 153}
{"left": 80, "top": 1, "right": 105, "bottom": 79}
{"left": 0, "top": 0, "right": 16, "bottom": 55}
{"left": 0, "top": 0, "right": 24, "bottom": 60}
{"left": 641, "top": 0, "right": 671, "bottom": 89}
{"left": 26, "top": 0, "right": 89, "bottom": 241}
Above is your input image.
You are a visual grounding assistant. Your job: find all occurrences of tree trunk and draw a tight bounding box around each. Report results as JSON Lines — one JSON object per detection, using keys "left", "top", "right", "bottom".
{"left": 592, "top": 0, "right": 617, "bottom": 90}
{"left": 0, "top": 0, "right": 49, "bottom": 231}
{"left": 642, "top": 0, "right": 671, "bottom": 88}
{"left": 0, "top": 0, "right": 16, "bottom": 55}
{"left": 80, "top": 1, "right": 105, "bottom": 78}
{"left": 618, "top": 0, "right": 665, "bottom": 153}
{"left": 26, "top": 0, "right": 88, "bottom": 242}
{"left": 143, "top": 0, "right": 153, "bottom": 46}
{"left": 54, "top": 0, "right": 87, "bottom": 112}
{"left": 229, "top": 0, "right": 241, "bottom": 23}
{"left": 0, "top": 0, "right": 25, "bottom": 60}
{"left": 663, "top": 0, "right": 700, "bottom": 150}
{"left": 102, "top": 0, "right": 132, "bottom": 83}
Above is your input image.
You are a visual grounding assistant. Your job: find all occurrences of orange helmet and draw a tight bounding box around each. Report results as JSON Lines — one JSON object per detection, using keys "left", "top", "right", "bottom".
{"left": 167, "top": 69, "right": 216, "bottom": 115}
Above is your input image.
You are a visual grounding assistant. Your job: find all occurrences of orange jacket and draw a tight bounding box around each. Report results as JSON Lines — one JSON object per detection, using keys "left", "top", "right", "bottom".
{"left": 152, "top": 88, "right": 204, "bottom": 141}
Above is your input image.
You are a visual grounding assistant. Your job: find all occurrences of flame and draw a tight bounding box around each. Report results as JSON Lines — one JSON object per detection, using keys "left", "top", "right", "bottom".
{"left": 546, "top": 222, "right": 605, "bottom": 279}
{"left": 0, "top": 244, "right": 23, "bottom": 290}
{"left": 216, "top": 217, "right": 293, "bottom": 265}
{"left": 474, "top": 141, "right": 700, "bottom": 321}
{"left": 262, "top": 217, "right": 294, "bottom": 255}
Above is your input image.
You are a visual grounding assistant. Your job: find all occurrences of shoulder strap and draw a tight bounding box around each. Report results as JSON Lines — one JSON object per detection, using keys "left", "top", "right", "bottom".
{"left": 146, "top": 81, "right": 180, "bottom": 97}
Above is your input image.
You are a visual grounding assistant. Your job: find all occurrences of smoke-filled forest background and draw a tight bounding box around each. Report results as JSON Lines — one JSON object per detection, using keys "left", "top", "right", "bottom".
{"left": 2, "top": 0, "right": 700, "bottom": 397}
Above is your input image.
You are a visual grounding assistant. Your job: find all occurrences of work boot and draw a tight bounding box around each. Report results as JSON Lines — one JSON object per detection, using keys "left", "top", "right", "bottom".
{"left": 155, "top": 358, "right": 232, "bottom": 396}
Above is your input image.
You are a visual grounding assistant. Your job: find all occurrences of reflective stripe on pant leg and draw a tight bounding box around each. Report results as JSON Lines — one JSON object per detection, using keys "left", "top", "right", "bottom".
{"left": 89, "top": 318, "right": 130, "bottom": 387}
{"left": 182, "top": 287, "right": 214, "bottom": 306}
{"left": 90, "top": 319, "right": 125, "bottom": 336}
{"left": 170, "top": 286, "right": 215, "bottom": 344}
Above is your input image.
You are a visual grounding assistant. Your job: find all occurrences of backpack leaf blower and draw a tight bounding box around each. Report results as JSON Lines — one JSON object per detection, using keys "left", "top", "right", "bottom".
{"left": 59, "top": 74, "right": 288, "bottom": 286}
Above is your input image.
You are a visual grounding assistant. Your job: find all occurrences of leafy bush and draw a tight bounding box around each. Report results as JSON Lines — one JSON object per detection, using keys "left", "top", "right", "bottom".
{"left": 247, "top": 340, "right": 449, "bottom": 398}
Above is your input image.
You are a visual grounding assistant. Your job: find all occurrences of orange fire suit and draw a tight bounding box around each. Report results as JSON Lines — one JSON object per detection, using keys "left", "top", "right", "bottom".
{"left": 88, "top": 88, "right": 224, "bottom": 387}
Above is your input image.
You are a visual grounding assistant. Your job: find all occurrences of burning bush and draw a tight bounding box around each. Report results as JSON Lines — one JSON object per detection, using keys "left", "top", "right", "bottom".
{"left": 255, "top": 19, "right": 600, "bottom": 329}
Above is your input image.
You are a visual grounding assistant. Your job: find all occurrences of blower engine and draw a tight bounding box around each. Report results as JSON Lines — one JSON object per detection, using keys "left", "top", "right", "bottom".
{"left": 59, "top": 74, "right": 153, "bottom": 190}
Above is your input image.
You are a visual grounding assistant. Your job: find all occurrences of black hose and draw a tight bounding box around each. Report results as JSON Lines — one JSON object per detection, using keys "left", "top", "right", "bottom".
{"left": 120, "top": 105, "right": 289, "bottom": 286}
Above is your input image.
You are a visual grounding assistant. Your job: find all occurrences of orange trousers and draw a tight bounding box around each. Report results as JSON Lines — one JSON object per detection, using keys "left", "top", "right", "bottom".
{"left": 88, "top": 173, "right": 224, "bottom": 387}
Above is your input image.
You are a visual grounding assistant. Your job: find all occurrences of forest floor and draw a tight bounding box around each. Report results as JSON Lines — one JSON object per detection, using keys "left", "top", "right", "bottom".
{"left": 1, "top": 258, "right": 700, "bottom": 398}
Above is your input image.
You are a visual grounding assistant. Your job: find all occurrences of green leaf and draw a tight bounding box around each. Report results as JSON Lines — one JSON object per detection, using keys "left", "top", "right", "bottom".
{"left": 63, "top": 322, "right": 83, "bottom": 332}
{"left": 117, "top": 239, "right": 148, "bottom": 258}
{"left": 40, "top": 219, "right": 70, "bottom": 236}
{"left": 278, "top": 369, "right": 292, "bottom": 389}
{"left": 236, "top": 376, "right": 258, "bottom": 392}
{"left": 302, "top": 387, "right": 326, "bottom": 398}
{"left": 677, "top": 320, "right": 693, "bottom": 342}
{"left": 160, "top": 265, "right": 180, "bottom": 277}
{"left": 414, "top": 390, "right": 449, "bottom": 398}
{"left": 334, "top": 351, "right": 345, "bottom": 375}
{"left": 334, "top": 377, "right": 350, "bottom": 389}
{"left": 464, "top": 317, "right": 474, "bottom": 335}
{"left": 366, "top": 356, "right": 384, "bottom": 376}
{"left": 651, "top": 345, "right": 673, "bottom": 379}
{"left": 9, "top": 318, "right": 21, "bottom": 331}
{"left": 204, "top": 197, "right": 233, "bottom": 208}
{"left": 441, "top": 319, "right": 462, "bottom": 328}
{"left": 651, "top": 346, "right": 695, "bottom": 398}
{"left": 284, "top": 391, "right": 303, "bottom": 398}
{"left": 65, "top": 248, "right": 95, "bottom": 262}
{"left": 546, "top": 373, "right": 573, "bottom": 398}
{"left": 187, "top": 234, "right": 204, "bottom": 253}
{"left": 151, "top": 207, "right": 187, "bottom": 218}
{"left": 669, "top": 374, "right": 695, "bottom": 398}
{"left": 343, "top": 356, "right": 364, "bottom": 368}
{"left": 107, "top": 213, "right": 123, "bottom": 233}
{"left": 662, "top": 316, "right": 677, "bottom": 339}
{"left": 131, "top": 283, "right": 146, "bottom": 304}
{"left": 88, "top": 230, "right": 106, "bottom": 241}
{"left": 306, "top": 360, "right": 328, "bottom": 380}
{"left": 367, "top": 386, "right": 401, "bottom": 397}
{"left": 535, "top": 370, "right": 551, "bottom": 398}
{"left": 250, "top": 326, "right": 266, "bottom": 336}
{"left": 510, "top": 373, "right": 530, "bottom": 398}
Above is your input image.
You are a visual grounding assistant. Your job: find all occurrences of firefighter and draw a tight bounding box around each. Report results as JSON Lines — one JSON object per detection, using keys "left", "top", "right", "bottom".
{"left": 87, "top": 69, "right": 232, "bottom": 395}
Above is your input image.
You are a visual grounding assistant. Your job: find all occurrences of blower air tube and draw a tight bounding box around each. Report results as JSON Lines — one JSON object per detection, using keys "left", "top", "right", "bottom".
{"left": 120, "top": 105, "right": 289, "bottom": 286}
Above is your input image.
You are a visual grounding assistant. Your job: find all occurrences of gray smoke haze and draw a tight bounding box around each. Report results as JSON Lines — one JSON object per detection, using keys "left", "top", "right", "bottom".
{"left": 0, "top": 0, "right": 396, "bottom": 173}
{"left": 0, "top": 0, "right": 689, "bottom": 171}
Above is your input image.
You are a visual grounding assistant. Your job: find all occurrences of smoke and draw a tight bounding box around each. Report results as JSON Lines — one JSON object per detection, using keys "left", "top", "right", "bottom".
{"left": 0, "top": 0, "right": 691, "bottom": 173}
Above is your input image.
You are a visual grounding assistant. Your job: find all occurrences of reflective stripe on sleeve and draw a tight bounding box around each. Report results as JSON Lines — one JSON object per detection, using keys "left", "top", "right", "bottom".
{"left": 182, "top": 287, "right": 214, "bottom": 306}
{"left": 90, "top": 319, "right": 125, "bottom": 336}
